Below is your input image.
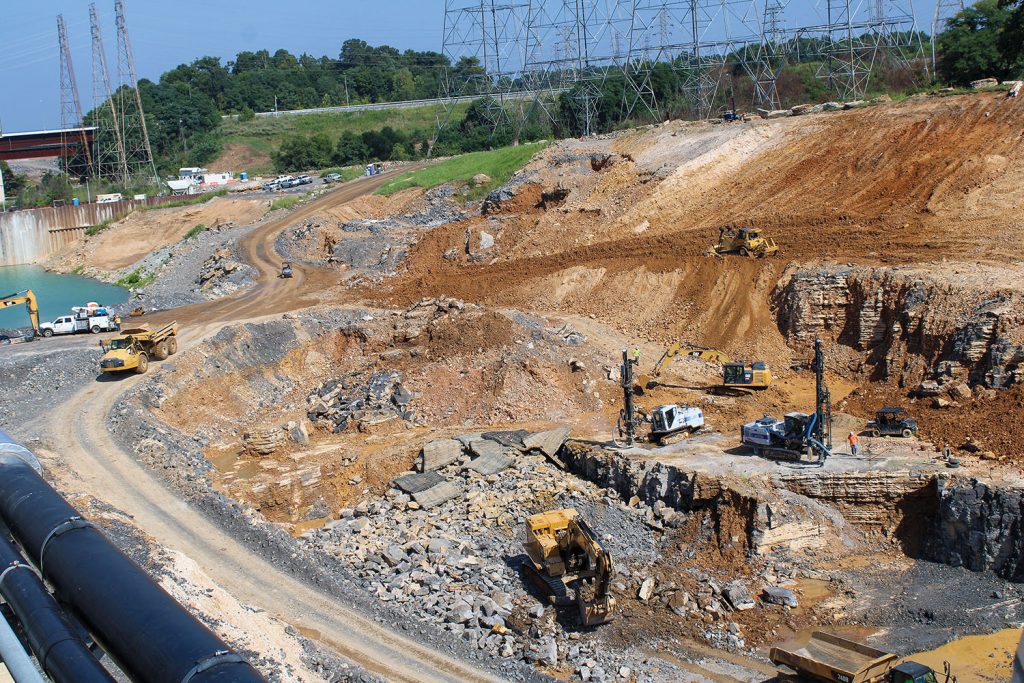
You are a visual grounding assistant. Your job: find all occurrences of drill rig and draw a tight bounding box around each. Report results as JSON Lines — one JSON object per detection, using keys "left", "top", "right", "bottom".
{"left": 741, "top": 339, "right": 832, "bottom": 465}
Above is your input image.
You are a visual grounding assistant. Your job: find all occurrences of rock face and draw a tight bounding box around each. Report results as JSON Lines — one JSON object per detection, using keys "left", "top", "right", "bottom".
{"left": 774, "top": 264, "right": 1024, "bottom": 388}
{"left": 243, "top": 427, "right": 286, "bottom": 455}
{"left": 924, "top": 477, "right": 1024, "bottom": 579}
{"left": 562, "top": 441, "right": 1024, "bottom": 580}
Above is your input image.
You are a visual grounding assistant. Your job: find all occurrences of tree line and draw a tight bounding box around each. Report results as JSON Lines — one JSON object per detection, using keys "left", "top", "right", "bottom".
{"left": 65, "top": 10, "right": 1023, "bottom": 179}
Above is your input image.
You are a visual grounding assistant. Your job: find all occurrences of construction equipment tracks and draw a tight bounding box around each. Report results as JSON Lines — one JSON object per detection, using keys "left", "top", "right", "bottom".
{"left": 39, "top": 170, "right": 503, "bottom": 683}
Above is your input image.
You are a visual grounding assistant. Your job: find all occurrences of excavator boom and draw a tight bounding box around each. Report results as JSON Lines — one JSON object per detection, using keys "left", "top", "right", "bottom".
{"left": 0, "top": 289, "right": 40, "bottom": 334}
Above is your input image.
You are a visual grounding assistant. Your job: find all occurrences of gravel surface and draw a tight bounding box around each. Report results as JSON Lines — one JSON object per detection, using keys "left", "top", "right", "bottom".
{"left": 124, "top": 222, "right": 260, "bottom": 313}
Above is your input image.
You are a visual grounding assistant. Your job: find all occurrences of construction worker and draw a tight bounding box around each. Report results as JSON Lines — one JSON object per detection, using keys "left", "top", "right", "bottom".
{"left": 631, "top": 347, "right": 641, "bottom": 363}
{"left": 848, "top": 431, "right": 859, "bottom": 457}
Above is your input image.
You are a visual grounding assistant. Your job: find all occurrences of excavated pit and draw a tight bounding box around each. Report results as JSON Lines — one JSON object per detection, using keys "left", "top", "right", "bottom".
{"left": 112, "top": 300, "right": 1024, "bottom": 681}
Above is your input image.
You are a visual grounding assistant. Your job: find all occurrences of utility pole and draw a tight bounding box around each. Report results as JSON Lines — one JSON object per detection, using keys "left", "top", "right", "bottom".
{"left": 0, "top": 165, "right": 6, "bottom": 212}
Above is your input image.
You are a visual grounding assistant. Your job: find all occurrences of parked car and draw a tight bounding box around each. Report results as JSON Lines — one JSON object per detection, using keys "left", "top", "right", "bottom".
{"left": 262, "top": 181, "right": 281, "bottom": 192}
{"left": 323, "top": 173, "right": 342, "bottom": 183}
{"left": 296, "top": 175, "right": 313, "bottom": 185}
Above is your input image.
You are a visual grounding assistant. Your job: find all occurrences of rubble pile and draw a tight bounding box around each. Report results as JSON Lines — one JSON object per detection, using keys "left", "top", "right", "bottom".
{"left": 300, "top": 433, "right": 653, "bottom": 679}
{"left": 306, "top": 371, "right": 416, "bottom": 434}
{"left": 197, "top": 248, "right": 242, "bottom": 288}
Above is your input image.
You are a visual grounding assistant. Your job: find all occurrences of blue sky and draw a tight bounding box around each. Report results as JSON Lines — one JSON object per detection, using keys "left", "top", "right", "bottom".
{"left": 0, "top": 1, "right": 443, "bottom": 132}
{"left": 0, "top": 0, "right": 951, "bottom": 133}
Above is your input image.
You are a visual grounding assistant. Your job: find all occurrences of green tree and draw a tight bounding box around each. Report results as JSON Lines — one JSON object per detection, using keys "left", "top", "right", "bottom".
{"left": 0, "top": 161, "right": 26, "bottom": 196}
{"left": 937, "top": 0, "right": 1019, "bottom": 84}
{"left": 274, "top": 133, "right": 335, "bottom": 171}
{"left": 335, "top": 131, "right": 369, "bottom": 165}
{"left": 998, "top": 0, "right": 1024, "bottom": 72}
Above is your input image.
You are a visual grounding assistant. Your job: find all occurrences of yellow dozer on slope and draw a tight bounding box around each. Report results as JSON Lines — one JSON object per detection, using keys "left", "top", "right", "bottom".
{"left": 712, "top": 226, "right": 778, "bottom": 258}
{"left": 522, "top": 509, "right": 616, "bottom": 626}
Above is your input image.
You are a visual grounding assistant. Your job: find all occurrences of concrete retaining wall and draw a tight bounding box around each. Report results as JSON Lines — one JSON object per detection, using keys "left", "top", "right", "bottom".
{"left": 0, "top": 195, "right": 190, "bottom": 266}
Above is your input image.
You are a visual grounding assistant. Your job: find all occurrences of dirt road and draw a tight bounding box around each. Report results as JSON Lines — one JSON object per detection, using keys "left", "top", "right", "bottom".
{"left": 37, "top": 171, "right": 504, "bottom": 683}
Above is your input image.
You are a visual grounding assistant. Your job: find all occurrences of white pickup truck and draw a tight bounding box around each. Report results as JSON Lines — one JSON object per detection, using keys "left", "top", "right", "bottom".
{"left": 39, "top": 309, "right": 118, "bottom": 337}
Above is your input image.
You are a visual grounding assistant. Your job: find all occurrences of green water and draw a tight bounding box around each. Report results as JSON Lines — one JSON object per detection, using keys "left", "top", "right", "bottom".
{"left": 0, "top": 265, "right": 129, "bottom": 330}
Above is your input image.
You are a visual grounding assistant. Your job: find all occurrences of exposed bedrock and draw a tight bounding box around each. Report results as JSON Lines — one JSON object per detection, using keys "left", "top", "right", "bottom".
{"left": 562, "top": 443, "right": 1024, "bottom": 580}
{"left": 772, "top": 263, "right": 1024, "bottom": 388}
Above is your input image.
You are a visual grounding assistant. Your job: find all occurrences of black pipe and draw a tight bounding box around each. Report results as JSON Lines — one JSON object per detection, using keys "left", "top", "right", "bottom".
{"left": 0, "top": 530, "right": 116, "bottom": 683}
{"left": 0, "top": 435, "right": 265, "bottom": 683}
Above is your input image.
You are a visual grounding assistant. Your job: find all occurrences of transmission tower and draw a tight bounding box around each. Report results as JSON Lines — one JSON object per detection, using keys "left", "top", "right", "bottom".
{"left": 115, "top": 0, "right": 157, "bottom": 182}
{"left": 90, "top": 3, "right": 128, "bottom": 183}
{"left": 931, "top": 0, "right": 964, "bottom": 76}
{"left": 58, "top": 14, "right": 93, "bottom": 176}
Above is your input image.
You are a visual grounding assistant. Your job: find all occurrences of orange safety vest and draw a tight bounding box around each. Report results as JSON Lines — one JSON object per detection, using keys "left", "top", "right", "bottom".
{"left": 848, "top": 433, "right": 859, "bottom": 445}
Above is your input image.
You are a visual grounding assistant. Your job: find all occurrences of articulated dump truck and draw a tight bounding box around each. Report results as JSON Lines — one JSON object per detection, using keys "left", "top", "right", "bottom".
{"left": 770, "top": 632, "right": 955, "bottom": 683}
{"left": 99, "top": 322, "right": 178, "bottom": 375}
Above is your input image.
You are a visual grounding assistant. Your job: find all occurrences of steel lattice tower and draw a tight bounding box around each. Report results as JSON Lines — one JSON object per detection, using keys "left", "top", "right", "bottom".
{"left": 115, "top": 0, "right": 157, "bottom": 183}
{"left": 437, "top": 0, "right": 925, "bottom": 135}
{"left": 930, "top": 0, "right": 964, "bottom": 76}
{"left": 58, "top": 15, "right": 93, "bottom": 175}
{"left": 90, "top": 3, "right": 128, "bottom": 183}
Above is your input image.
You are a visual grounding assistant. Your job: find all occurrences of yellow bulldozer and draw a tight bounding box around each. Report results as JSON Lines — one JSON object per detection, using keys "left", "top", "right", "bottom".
{"left": 99, "top": 322, "right": 178, "bottom": 375}
{"left": 712, "top": 226, "right": 778, "bottom": 258}
{"left": 522, "top": 509, "right": 616, "bottom": 626}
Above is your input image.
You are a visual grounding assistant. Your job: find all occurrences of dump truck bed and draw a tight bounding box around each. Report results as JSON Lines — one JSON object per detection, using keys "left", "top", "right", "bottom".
{"left": 770, "top": 631, "right": 898, "bottom": 683}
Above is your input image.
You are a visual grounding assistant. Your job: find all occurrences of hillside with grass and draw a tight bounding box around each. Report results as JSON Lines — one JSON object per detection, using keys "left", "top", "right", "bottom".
{"left": 212, "top": 102, "right": 470, "bottom": 175}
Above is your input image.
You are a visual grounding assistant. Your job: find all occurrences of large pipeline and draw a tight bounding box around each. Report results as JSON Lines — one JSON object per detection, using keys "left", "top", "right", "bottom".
{"left": 0, "top": 528, "right": 116, "bottom": 683}
{"left": 0, "top": 610, "right": 46, "bottom": 683}
{"left": 0, "top": 430, "right": 265, "bottom": 683}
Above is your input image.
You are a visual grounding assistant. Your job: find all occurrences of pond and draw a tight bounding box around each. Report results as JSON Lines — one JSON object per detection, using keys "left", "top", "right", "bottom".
{"left": 0, "top": 265, "right": 129, "bottom": 330}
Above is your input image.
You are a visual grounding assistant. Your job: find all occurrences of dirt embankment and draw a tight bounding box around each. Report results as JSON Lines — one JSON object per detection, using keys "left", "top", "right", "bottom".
{"left": 364, "top": 92, "right": 1024, "bottom": 460}
{"left": 43, "top": 196, "right": 267, "bottom": 274}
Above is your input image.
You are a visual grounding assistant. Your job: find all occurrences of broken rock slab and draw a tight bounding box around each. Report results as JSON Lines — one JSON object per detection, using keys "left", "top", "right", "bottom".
{"left": 481, "top": 430, "right": 531, "bottom": 451}
{"left": 466, "top": 449, "right": 515, "bottom": 476}
{"left": 763, "top": 586, "right": 799, "bottom": 608}
{"left": 523, "top": 426, "right": 570, "bottom": 467}
{"left": 420, "top": 439, "right": 463, "bottom": 472}
{"left": 393, "top": 470, "right": 446, "bottom": 494}
{"left": 412, "top": 481, "right": 463, "bottom": 509}
{"left": 468, "top": 438, "right": 507, "bottom": 460}
{"left": 724, "top": 584, "right": 756, "bottom": 611}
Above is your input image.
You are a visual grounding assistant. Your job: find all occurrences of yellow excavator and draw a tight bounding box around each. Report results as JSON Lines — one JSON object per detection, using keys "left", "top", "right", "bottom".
{"left": 522, "top": 509, "right": 616, "bottom": 626}
{"left": 0, "top": 289, "right": 40, "bottom": 335}
{"left": 639, "top": 343, "right": 772, "bottom": 392}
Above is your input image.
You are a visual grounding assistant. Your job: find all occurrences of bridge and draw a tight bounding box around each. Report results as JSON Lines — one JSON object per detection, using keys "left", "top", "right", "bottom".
{"left": 0, "top": 127, "right": 95, "bottom": 161}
